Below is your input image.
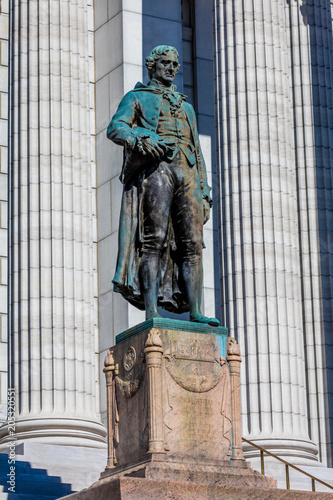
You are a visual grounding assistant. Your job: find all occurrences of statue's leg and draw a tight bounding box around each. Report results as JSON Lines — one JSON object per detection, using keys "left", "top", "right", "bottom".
{"left": 140, "top": 163, "right": 173, "bottom": 319}
{"left": 173, "top": 158, "right": 220, "bottom": 326}
{"left": 139, "top": 251, "right": 161, "bottom": 319}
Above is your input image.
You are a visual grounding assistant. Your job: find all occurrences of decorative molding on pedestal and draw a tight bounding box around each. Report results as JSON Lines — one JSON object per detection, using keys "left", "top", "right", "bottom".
{"left": 227, "top": 337, "right": 243, "bottom": 461}
{"left": 144, "top": 330, "right": 165, "bottom": 458}
{"left": 104, "top": 349, "right": 117, "bottom": 469}
{"left": 115, "top": 317, "right": 228, "bottom": 344}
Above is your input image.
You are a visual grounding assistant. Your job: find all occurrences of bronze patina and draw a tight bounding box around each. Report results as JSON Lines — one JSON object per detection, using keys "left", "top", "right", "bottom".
{"left": 107, "top": 45, "right": 219, "bottom": 326}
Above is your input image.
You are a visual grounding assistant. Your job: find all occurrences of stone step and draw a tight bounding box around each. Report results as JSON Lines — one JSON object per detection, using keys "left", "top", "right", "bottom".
{"left": 0, "top": 469, "right": 98, "bottom": 494}
{"left": 0, "top": 444, "right": 106, "bottom": 495}
{"left": 58, "top": 476, "right": 333, "bottom": 499}
{"left": 303, "top": 466, "right": 333, "bottom": 487}
{"left": 0, "top": 453, "right": 74, "bottom": 498}
{"left": 0, "top": 464, "right": 99, "bottom": 482}
{"left": 0, "top": 473, "right": 95, "bottom": 496}
{"left": 0, "top": 482, "right": 72, "bottom": 497}
{"left": 249, "top": 458, "right": 333, "bottom": 492}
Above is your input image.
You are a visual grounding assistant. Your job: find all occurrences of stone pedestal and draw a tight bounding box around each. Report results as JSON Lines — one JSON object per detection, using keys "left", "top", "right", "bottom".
{"left": 62, "top": 319, "right": 278, "bottom": 498}
{"left": 104, "top": 320, "right": 236, "bottom": 470}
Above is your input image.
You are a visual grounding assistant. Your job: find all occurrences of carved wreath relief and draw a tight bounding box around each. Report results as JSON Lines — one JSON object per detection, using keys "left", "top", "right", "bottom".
{"left": 163, "top": 333, "right": 226, "bottom": 393}
{"left": 162, "top": 332, "right": 232, "bottom": 459}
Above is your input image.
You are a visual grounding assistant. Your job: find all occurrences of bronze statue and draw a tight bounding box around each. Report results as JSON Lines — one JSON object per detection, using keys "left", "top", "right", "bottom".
{"left": 107, "top": 45, "right": 219, "bottom": 326}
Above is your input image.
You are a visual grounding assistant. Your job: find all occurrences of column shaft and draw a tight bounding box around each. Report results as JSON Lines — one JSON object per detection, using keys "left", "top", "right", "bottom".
{"left": 213, "top": 0, "right": 331, "bottom": 463}
{"left": 0, "top": 0, "right": 105, "bottom": 447}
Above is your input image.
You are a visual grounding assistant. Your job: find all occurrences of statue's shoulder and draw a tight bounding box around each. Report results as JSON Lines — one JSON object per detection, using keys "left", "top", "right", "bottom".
{"left": 125, "top": 82, "right": 153, "bottom": 96}
{"left": 133, "top": 82, "right": 148, "bottom": 90}
{"left": 117, "top": 83, "right": 144, "bottom": 100}
{"left": 182, "top": 100, "right": 196, "bottom": 123}
{"left": 182, "top": 100, "right": 195, "bottom": 113}
{"left": 120, "top": 82, "right": 157, "bottom": 104}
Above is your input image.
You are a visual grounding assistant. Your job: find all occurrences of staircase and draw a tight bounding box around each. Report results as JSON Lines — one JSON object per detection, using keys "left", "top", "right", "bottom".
{"left": 0, "top": 452, "right": 71, "bottom": 499}
{"left": 0, "top": 443, "right": 107, "bottom": 500}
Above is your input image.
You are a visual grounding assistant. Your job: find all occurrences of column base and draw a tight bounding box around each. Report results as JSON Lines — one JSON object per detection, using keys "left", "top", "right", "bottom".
{"left": 0, "top": 416, "right": 106, "bottom": 450}
{"left": 243, "top": 437, "right": 319, "bottom": 465}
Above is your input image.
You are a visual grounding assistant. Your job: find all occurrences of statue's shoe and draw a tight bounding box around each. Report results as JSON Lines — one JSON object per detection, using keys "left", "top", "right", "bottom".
{"left": 145, "top": 312, "right": 162, "bottom": 320}
{"left": 190, "top": 315, "right": 220, "bottom": 327}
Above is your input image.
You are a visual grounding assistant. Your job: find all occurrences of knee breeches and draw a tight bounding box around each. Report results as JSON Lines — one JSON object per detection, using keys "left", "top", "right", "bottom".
{"left": 141, "top": 153, "right": 204, "bottom": 258}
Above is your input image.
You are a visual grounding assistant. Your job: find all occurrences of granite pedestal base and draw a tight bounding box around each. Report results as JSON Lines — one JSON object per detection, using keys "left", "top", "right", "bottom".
{"left": 100, "top": 456, "right": 276, "bottom": 488}
{"left": 61, "top": 476, "right": 333, "bottom": 500}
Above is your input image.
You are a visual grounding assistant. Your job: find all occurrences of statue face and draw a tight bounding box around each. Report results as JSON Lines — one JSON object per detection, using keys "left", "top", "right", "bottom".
{"left": 152, "top": 53, "right": 179, "bottom": 86}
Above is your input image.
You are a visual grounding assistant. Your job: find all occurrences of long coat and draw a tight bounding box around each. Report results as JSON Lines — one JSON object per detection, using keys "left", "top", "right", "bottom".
{"left": 107, "top": 81, "right": 211, "bottom": 313}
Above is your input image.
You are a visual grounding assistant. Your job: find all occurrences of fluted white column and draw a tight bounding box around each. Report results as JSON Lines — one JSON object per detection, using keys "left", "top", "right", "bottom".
{"left": 213, "top": 0, "right": 331, "bottom": 463}
{"left": 0, "top": 0, "right": 105, "bottom": 447}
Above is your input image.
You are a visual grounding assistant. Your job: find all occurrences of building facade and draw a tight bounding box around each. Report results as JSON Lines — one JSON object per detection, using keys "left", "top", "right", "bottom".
{"left": 0, "top": 0, "right": 332, "bottom": 491}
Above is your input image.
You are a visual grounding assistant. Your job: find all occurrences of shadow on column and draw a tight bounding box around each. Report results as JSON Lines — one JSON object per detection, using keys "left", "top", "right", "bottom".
{"left": 293, "top": 0, "right": 333, "bottom": 466}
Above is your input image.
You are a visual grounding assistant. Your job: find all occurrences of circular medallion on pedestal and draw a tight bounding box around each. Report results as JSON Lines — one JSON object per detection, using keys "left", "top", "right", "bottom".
{"left": 123, "top": 346, "right": 136, "bottom": 372}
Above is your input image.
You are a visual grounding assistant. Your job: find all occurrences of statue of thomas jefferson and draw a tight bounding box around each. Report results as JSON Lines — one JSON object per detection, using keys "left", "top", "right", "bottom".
{"left": 107, "top": 45, "right": 219, "bottom": 326}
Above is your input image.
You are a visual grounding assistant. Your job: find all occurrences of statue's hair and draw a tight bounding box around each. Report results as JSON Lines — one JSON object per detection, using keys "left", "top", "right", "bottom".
{"left": 145, "top": 45, "right": 180, "bottom": 79}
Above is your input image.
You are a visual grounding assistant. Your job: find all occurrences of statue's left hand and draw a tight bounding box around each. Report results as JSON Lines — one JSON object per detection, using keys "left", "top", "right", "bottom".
{"left": 203, "top": 198, "right": 210, "bottom": 225}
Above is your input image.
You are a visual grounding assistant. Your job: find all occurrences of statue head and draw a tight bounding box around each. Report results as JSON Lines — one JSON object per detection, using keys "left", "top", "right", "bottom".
{"left": 145, "top": 45, "right": 180, "bottom": 85}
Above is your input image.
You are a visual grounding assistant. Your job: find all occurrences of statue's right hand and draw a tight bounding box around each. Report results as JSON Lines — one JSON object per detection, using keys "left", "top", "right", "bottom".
{"left": 142, "top": 136, "right": 166, "bottom": 161}
{"left": 136, "top": 135, "right": 166, "bottom": 161}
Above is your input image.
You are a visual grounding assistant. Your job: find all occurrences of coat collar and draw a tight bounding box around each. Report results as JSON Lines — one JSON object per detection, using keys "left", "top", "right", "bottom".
{"left": 133, "top": 80, "right": 187, "bottom": 101}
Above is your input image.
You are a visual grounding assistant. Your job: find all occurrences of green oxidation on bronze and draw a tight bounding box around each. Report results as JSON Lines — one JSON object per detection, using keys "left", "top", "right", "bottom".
{"left": 107, "top": 45, "right": 219, "bottom": 327}
{"left": 115, "top": 318, "right": 228, "bottom": 345}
